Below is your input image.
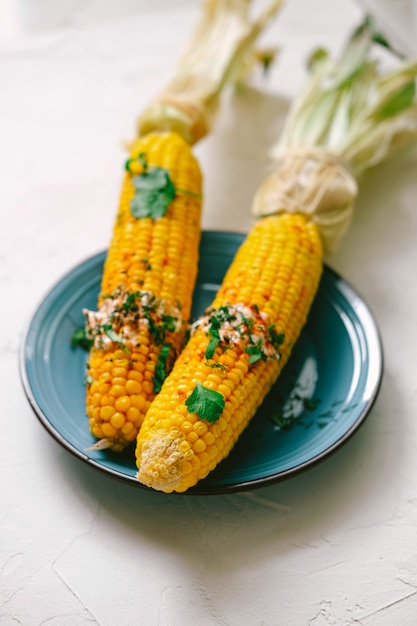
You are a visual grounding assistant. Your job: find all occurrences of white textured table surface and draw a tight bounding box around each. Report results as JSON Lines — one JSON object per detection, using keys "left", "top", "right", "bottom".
{"left": 2, "top": 1, "right": 417, "bottom": 625}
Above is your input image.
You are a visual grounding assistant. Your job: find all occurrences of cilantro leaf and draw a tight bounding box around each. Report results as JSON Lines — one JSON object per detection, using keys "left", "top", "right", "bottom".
{"left": 153, "top": 343, "right": 172, "bottom": 393}
{"left": 245, "top": 345, "right": 264, "bottom": 365}
{"left": 185, "top": 382, "right": 225, "bottom": 423}
{"left": 268, "top": 325, "right": 284, "bottom": 349}
{"left": 130, "top": 166, "right": 176, "bottom": 219}
{"left": 162, "top": 315, "right": 177, "bottom": 333}
{"left": 103, "top": 325, "right": 130, "bottom": 354}
{"left": 205, "top": 334, "right": 220, "bottom": 359}
{"left": 125, "top": 152, "right": 148, "bottom": 172}
{"left": 205, "top": 312, "right": 221, "bottom": 359}
{"left": 70, "top": 327, "right": 92, "bottom": 351}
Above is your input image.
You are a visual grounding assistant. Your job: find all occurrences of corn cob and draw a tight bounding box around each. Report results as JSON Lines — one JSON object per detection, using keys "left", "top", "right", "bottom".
{"left": 85, "top": 132, "right": 202, "bottom": 451}
{"left": 135, "top": 18, "right": 417, "bottom": 490}
{"left": 82, "top": 0, "right": 283, "bottom": 451}
{"left": 136, "top": 214, "right": 322, "bottom": 490}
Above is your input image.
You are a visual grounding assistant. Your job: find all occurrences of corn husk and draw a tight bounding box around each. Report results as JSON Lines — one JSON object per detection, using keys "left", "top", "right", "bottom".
{"left": 138, "top": 0, "right": 283, "bottom": 144}
{"left": 253, "top": 17, "right": 417, "bottom": 254}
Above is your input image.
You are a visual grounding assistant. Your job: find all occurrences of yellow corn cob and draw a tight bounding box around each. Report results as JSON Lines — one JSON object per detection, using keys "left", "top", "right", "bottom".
{"left": 85, "top": 131, "right": 202, "bottom": 451}
{"left": 82, "top": 1, "right": 282, "bottom": 452}
{"left": 135, "top": 16, "right": 417, "bottom": 492}
{"left": 135, "top": 213, "right": 323, "bottom": 491}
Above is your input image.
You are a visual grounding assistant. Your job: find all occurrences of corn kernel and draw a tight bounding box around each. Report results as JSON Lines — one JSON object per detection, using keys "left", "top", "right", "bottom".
{"left": 110, "top": 385, "right": 126, "bottom": 397}
{"left": 130, "top": 394, "right": 146, "bottom": 411}
{"left": 142, "top": 380, "right": 154, "bottom": 395}
{"left": 203, "top": 432, "right": 216, "bottom": 446}
{"left": 181, "top": 461, "right": 193, "bottom": 475}
{"left": 91, "top": 393, "right": 101, "bottom": 407}
{"left": 187, "top": 431, "right": 199, "bottom": 444}
{"left": 112, "top": 377, "right": 127, "bottom": 387}
{"left": 111, "top": 412, "right": 126, "bottom": 429}
{"left": 192, "top": 439, "right": 206, "bottom": 454}
{"left": 100, "top": 394, "right": 115, "bottom": 407}
{"left": 181, "top": 421, "right": 194, "bottom": 434}
{"left": 112, "top": 367, "right": 127, "bottom": 378}
{"left": 193, "top": 421, "right": 208, "bottom": 436}
{"left": 126, "top": 407, "right": 140, "bottom": 423}
{"left": 179, "top": 440, "right": 190, "bottom": 454}
{"left": 114, "top": 395, "right": 131, "bottom": 412}
{"left": 100, "top": 405, "right": 115, "bottom": 421}
{"left": 122, "top": 422, "right": 134, "bottom": 435}
{"left": 126, "top": 379, "right": 142, "bottom": 395}
{"left": 102, "top": 423, "right": 117, "bottom": 438}
{"left": 128, "top": 370, "right": 143, "bottom": 383}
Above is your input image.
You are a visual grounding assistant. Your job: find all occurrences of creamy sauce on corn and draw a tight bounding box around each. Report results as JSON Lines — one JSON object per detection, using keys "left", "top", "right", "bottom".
{"left": 84, "top": 288, "right": 183, "bottom": 351}
{"left": 191, "top": 303, "right": 284, "bottom": 362}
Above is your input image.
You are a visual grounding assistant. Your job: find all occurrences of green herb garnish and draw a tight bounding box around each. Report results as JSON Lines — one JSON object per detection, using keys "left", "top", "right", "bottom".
{"left": 70, "top": 327, "right": 92, "bottom": 351}
{"left": 153, "top": 343, "right": 172, "bottom": 393}
{"left": 126, "top": 153, "right": 176, "bottom": 220}
{"left": 130, "top": 166, "right": 176, "bottom": 219}
{"left": 162, "top": 315, "right": 177, "bottom": 333}
{"left": 185, "top": 382, "right": 225, "bottom": 423}
{"left": 244, "top": 345, "right": 264, "bottom": 365}
{"left": 204, "top": 361, "right": 227, "bottom": 371}
{"left": 102, "top": 324, "right": 130, "bottom": 354}
{"left": 268, "top": 325, "right": 284, "bottom": 350}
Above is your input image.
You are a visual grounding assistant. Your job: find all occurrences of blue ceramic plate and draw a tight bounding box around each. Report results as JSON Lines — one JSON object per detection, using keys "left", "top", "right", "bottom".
{"left": 21, "top": 231, "right": 383, "bottom": 494}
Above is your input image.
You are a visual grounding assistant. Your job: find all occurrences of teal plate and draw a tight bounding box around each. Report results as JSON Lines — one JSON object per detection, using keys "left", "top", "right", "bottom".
{"left": 20, "top": 231, "right": 383, "bottom": 495}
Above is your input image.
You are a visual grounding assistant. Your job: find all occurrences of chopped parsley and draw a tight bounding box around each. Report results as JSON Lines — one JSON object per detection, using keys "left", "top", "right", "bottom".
{"left": 126, "top": 152, "right": 201, "bottom": 220}
{"left": 244, "top": 345, "right": 264, "bottom": 365}
{"left": 153, "top": 343, "right": 172, "bottom": 393}
{"left": 185, "top": 382, "right": 225, "bottom": 423}
{"left": 194, "top": 303, "right": 285, "bottom": 365}
{"left": 126, "top": 153, "right": 176, "bottom": 220}
{"left": 101, "top": 324, "right": 130, "bottom": 354}
{"left": 70, "top": 327, "right": 93, "bottom": 351}
{"left": 81, "top": 288, "right": 184, "bottom": 391}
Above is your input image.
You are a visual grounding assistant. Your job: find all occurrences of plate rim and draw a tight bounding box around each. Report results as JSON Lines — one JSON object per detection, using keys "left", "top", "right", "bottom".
{"left": 19, "top": 230, "right": 384, "bottom": 495}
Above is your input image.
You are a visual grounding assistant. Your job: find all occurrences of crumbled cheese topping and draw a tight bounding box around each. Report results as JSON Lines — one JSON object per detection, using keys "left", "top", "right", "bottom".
{"left": 191, "top": 303, "right": 284, "bottom": 364}
{"left": 83, "top": 288, "right": 183, "bottom": 351}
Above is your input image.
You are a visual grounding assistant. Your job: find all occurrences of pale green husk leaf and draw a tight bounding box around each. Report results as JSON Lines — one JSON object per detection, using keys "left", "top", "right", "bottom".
{"left": 139, "top": 0, "right": 283, "bottom": 143}
{"left": 272, "top": 17, "right": 417, "bottom": 178}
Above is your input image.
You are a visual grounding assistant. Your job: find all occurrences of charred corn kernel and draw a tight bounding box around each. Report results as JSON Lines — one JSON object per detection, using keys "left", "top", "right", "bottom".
{"left": 85, "top": 132, "right": 202, "bottom": 452}
{"left": 136, "top": 213, "right": 323, "bottom": 492}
